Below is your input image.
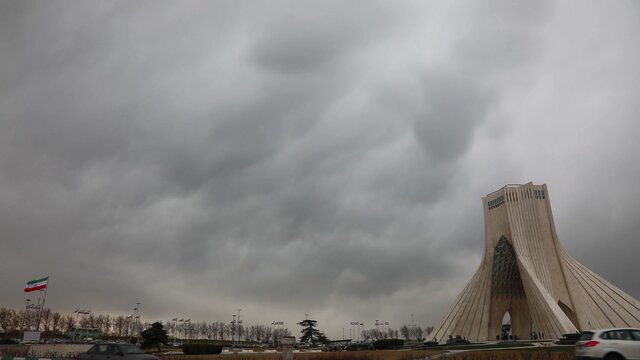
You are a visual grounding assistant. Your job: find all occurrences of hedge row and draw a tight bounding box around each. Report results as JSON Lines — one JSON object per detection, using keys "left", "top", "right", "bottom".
{"left": 181, "top": 344, "right": 223, "bottom": 355}
{"left": 373, "top": 338, "right": 404, "bottom": 349}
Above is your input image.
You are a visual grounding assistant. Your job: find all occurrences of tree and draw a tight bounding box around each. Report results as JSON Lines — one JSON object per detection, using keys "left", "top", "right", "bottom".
{"left": 0, "top": 308, "right": 12, "bottom": 332}
{"left": 141, "top": 322, "right": 169, "bottom": 351}
{"left": 40, "top": 308, "right": 52, "bottom": 331}
{"left": 297, "top": 319, "right": 328, "bottom": 346}
{"left": 400, "top": 325, "right": 409, "bottom": 340}
{"left": 114, "top": 316, "right": 126, "bottom": 337}
{"left": 62, "top": 315, "right": 75, "bottom": 333}
{"left": 425, "top": 326, "right": 434, "bottom": 336}
{"left": 51, "top": 312, "right": 62, "bottom": 332}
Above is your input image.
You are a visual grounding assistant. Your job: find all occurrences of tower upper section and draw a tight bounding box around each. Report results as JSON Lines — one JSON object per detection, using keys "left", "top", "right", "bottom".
{"left": 482, "top": 183, "right": 553, "bottom": 248}
{"left": 481, "top": 182, "right": 566, "bottom": 301}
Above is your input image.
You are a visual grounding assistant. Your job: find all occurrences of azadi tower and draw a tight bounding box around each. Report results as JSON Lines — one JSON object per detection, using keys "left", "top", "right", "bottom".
{"left": 431, "top": 183, "right": 640, "bottom": 342}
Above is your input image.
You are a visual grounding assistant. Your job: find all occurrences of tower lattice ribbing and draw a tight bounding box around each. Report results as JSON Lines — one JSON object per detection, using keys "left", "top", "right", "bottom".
{"left": 430, "top": 183, "right": 640, "bottom": 342}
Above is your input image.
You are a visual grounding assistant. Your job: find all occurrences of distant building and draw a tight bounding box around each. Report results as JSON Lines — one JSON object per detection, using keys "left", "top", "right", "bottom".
{"left": 430, "top": 183, "right": 640, "bottom": 342}
{"left": 64, "top": 328, "right": 102, "bottom": 340}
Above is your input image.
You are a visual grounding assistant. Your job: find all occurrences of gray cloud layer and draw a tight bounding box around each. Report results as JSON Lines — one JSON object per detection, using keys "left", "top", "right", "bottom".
{"left": 1, "top": 0, "right": 639, "bottom": 337}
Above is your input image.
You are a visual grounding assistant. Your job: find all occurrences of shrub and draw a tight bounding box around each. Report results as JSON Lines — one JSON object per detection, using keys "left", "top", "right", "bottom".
{"left": 373, "top": 339, "right": 404, "bottom": 349}
{"left": 181, "top": 343, "right": 223, "bottom": 355}
{"left": 345, "top": 344, "right": 373, "bottom": 351}
{"left": 0, "top": 338, "right": 19, "bottom": 344}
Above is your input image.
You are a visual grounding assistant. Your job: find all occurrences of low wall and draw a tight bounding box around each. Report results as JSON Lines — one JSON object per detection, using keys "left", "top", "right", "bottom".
{"left": 0, "top": 345, "right": 29, "bottom": 357}
{"left": 0, "top": 344, "right": 91, "bottom": 359}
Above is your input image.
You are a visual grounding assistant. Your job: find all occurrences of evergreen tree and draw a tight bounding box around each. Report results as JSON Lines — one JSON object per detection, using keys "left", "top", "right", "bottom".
{"left": 141, "top": 321, "right": 169, "bottom": 351}
{"left": 297, "top": 319, "right": 328, "bottom": 346}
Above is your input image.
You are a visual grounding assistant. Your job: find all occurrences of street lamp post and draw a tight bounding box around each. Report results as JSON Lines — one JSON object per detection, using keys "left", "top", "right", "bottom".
{"left": 136, "top": 303, "right": 141, "bottom": 338}
{"left": 85, "top": 310, "right": 92, "bottom": 340}
{"left": 271, "top": 321, "right": 283, "bottom": 348}
{"left": 271, "top": 322, "right": 275, "bottom": 348}
{"left": 74, "top": 309, "right": 90, "bottom": 342}
{"left": 184, "top": 319, "right": 191, "bottom": 343}
{"left": 410, "top": 314, "right": 416, "bottom": 342}
{"left": 178, "top": 319, "right": 184, "bottom": 344}
{"left": 72, "top": 309, "right": 80, "bottom": 342}
{"left": 350, "top": 321, "right": 360, "bottom": 342}
{"left": 237, "top": 309, "right": 242, "bottom": 345}
{"left": 279, "top": 321, "right": 284, "bottom": 347}
{"left": 25, "top": 299, "right": 31, "bottom": 331}
{"left": 171, "top": 318, "right": 177, "bottom": 345}
{"left": 231, "top": 315, "right": 236, "bottom": 345}
{"left": 130, "top": 303, "right": 141, "bottom": 344}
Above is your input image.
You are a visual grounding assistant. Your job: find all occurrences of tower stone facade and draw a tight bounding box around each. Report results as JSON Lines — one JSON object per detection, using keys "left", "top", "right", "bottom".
{"left": 430, "top": 183, "right": 640, "bottom": 342}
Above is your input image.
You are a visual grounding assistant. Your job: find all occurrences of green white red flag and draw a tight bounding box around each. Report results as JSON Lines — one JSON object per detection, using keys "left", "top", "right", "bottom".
{"left": 24, "top": 276, "right": 49, "bottom": 292}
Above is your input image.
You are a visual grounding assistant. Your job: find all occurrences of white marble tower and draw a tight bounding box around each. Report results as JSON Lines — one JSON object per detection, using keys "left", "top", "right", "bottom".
{"left": 430, "top": 183, "right": 640, "bottom": 342}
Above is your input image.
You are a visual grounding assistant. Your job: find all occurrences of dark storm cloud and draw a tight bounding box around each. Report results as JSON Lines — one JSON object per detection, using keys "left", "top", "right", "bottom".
{"left": 412, "top": 71, "right": 494, "bottom": 161}
{"left": 1, "top": 0, "right": 638, "bottom": 337}
{"left": 252, "top": 27, "right": 346, "bottom": 74}
{"left": 249, "top": 1, "right": 401, "bottom": 75}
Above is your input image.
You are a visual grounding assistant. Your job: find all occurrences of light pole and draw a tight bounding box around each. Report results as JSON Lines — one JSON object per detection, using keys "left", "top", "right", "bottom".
{"left": 72, "top": 309, "right": 80, "bottom": 342}
{"left": 231, "top": 315, "right": 236, "bottom": 345}
{"left": 178, "top": 318, "right": 184, "bottom": 344}
{"left": 75, "top": 310, "right": 90, "bottom": 341}
{"left": 271, "top": 322, "right": 275, "bottom": 347}
{"left": 27, "top": 303, "right": 41, "bottom": 332}
{"left": 410, "top": 314, "right": 415, "bottom": 342}
{"left": 237, "top": 309, "right": 242, "bottom": 345}
{"left": 130, "top": 303, "right": 141, "bottom": 344}
{"left": 25, "top": 299, "right": 31, "bottom": 331}
{"left": 136, "top": 303, "right": 141, "bottom": 337}
{"left": 349, "top": 322, "right": 357, "bottom": 342}
{"left": 171, "top": 318, "right": 177, "bottom": 345}
{"left": 185, "top": 319, "right": 191, "bottom": 343}
{"left": 271, "top": 321, "right": 283, "bottom": 348}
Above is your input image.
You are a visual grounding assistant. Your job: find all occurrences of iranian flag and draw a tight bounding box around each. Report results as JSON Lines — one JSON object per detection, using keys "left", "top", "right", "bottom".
{"left": 24, "top": 276, "right": 49, "bottom": 292}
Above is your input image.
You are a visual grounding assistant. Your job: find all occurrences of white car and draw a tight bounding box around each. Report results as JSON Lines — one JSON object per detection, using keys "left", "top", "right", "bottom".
{"left": 575, "top": 328, "right": 640, "bottom": 360}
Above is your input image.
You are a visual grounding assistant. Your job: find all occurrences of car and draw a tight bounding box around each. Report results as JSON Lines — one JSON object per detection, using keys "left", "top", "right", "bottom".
{"left": 557, "top": 332, "right": 583, "bottom": 345}
{"left": 47, "top": 338, "right": 69, "bottom": 344}
{"left": 423, "top": 340, "right": 439, "bottom": 347}
{"left": 75, "top": 344, "right": 160, "bottom": 360}
{"left": 575, "top": 328, "right": 640, "bottom": 360}
{"left": 445, "top": 336, "right": 471, "bottom": 345}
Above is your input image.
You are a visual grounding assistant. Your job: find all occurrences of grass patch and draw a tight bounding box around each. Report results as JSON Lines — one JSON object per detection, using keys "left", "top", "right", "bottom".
{"left": 161, "top": 349, "right": 442, "bottom": 360}
{"left": 514, "top": 346, "right": 574, "bottom": 353}
{"left": 436, "top": 343, "right": 533, "bottom": 350}
{"left": 445, "top": 350, "right": 574, "bottom": 360}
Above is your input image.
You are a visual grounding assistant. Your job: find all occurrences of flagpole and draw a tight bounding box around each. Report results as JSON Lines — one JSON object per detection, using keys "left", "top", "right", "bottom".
{"left": 36, "top": 276, "right": 49, "bottom": 332}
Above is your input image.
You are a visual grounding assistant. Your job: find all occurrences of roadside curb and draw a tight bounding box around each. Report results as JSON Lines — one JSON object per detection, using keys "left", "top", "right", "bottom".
{"left": 2, "top": 357, "right": 71, "bottom": 360}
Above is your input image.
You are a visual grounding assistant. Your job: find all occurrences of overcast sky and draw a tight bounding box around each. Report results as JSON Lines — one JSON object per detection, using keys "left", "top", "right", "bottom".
{"left": 1, "top": 0, "right": 639, "bottom": 338}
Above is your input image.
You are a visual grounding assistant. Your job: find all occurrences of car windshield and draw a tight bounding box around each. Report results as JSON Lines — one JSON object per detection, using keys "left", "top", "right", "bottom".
{"left": 580, "top": 331, "right": 593, "bottom": 340}
{"left": 120, "top": 345, "right": 144, "bottom": 354}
